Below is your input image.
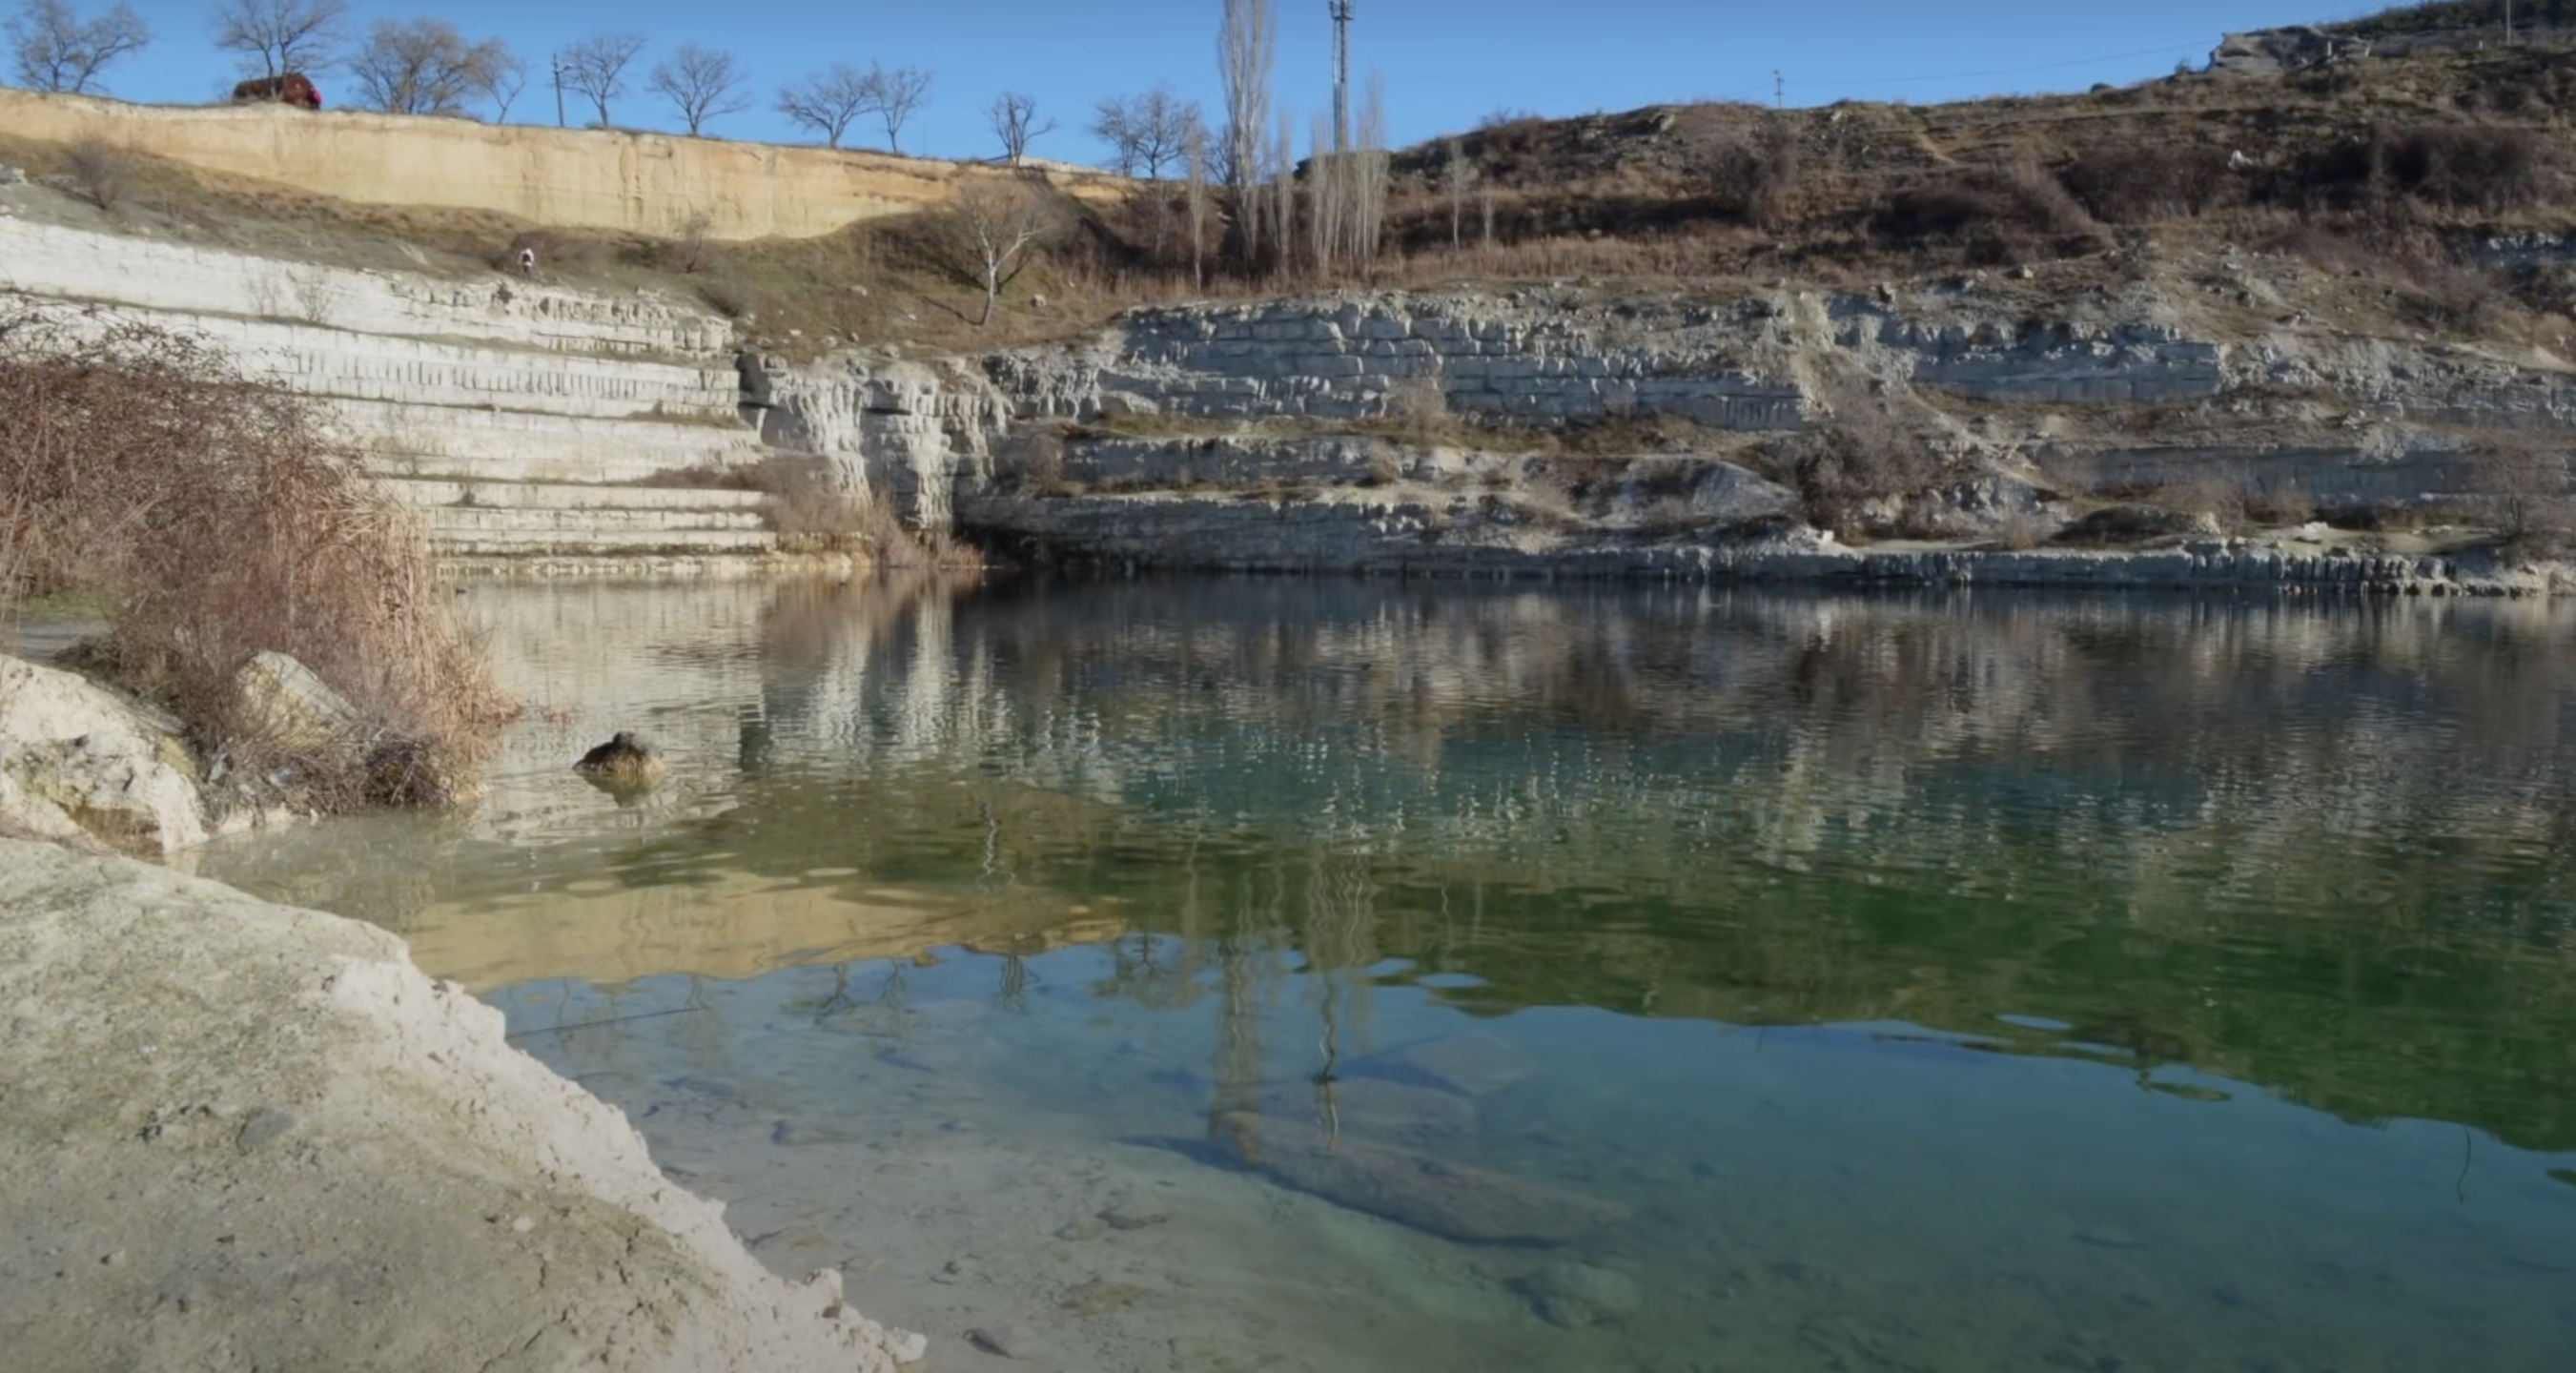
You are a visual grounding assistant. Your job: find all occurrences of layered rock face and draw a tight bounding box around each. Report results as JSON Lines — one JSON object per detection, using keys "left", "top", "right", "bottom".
{"left": 2, "top": 217, "right": 777, "bottom": 566}
{"left": 753, "top": 279, "right": 2567, "bottom": 590}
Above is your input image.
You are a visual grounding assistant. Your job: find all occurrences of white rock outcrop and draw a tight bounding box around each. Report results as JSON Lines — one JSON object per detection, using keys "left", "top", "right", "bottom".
{"left": 0, "top": 837, "right": 929, "bottom": 1372}
{"left": 0, "top": 655, "right": 207, "bottom": 855}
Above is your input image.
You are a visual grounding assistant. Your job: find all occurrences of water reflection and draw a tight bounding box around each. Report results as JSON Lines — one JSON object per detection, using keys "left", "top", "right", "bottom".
{"left": 199, "top": 576, "right": 2576, "bottom": 1373}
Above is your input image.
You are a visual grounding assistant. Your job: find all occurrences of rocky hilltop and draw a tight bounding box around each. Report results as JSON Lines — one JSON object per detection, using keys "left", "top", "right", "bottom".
{"left": 5, "top": 2, "right": 2574, "bottom": 591}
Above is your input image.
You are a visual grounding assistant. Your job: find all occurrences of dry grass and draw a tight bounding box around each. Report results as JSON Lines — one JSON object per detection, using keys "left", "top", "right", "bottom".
{"left": 0, "top": 307, "right": 514, "bottom": 809}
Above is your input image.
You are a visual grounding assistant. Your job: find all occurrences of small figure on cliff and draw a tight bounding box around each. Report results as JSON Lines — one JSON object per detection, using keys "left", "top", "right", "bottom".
{"left": 517, "top": 246, "right": 537, "bottom": 277}
{"left": 574, "top": 731, "right": 666, "bottom": 787}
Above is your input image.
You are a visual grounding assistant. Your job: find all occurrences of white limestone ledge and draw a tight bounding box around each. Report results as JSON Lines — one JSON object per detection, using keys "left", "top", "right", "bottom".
{"left": 0, "top": 217, "right": 726, "bottom": 357}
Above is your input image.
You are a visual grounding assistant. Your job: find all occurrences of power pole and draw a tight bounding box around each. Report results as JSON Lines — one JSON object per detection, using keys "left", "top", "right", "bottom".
{"left": 1774, "top": 71, "right": 1785, "bottom": 109}
{"left": 551, "top": 52, "right": 566, "bottom": 128}
{"left": 1330, "top": 0, "right": 1355, "bottom": 154}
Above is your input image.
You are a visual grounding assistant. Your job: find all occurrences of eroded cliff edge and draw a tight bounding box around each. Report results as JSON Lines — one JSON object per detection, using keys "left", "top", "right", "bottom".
{"left": 0, "top": 835, "right": 928, "bottom": 1372}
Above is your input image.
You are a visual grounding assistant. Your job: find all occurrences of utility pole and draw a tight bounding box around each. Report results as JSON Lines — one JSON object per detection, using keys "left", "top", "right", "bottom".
{"left": 1330, "top": 0, "right": 1355, "bottom": 154}
{"left": 1774, "top": 71, "right": 1785, "bottom": 109}
{"left": 551, "top": 51, "right": 566, "bottom": 129}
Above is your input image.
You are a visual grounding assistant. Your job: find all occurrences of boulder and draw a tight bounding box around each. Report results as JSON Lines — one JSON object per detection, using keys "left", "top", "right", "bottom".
{"left": 233, "top": 650, "right": 364, "bottom": 754}
{"left": 0, "top": 655, "right": 207, "bottom": 856}
{"left": 2210, "top": 27, "right": 2370, "bottom": 78}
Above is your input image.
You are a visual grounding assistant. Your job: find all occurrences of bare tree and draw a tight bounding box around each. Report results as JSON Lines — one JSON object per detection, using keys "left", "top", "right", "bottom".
{"left": 860, "top": 62, "right": 932, "bottom": 154}
{"left": 1444, "top": 136, "right": 1471, "bottom": 251}
{"left": 559, "top": 31, "right": 646, "bottom": 129}
{"left": 776, "top": 62, "right": 869, "bottom": 149}
{"left": 1184, "top": 125, "right": 1210, "bottom": 290}
{"left": 1091, "top": 85, "right": 1201, "bottom": 179}
{"left": 1216, "top": 0, "right": 1277, "bottom": 265}
{"left": 647, "top": 43, "right": 748, "bottom": 136}
{"left": 987, "top": 92, "right": 1055, "bottom": 165}
{"left": 7, "top": 0, "right": 150, "bottom": 94}
{"left": 929, "top": 177, "right": 1068, "bottom": 326}
{"left": 469, "top": 47, "right": 525, "bottom": 122}
{"left": 349, "top": 17, "right": 506, "bottom": 117}
{"left": 209, "top": 0, "right": 343, "bottom": 78}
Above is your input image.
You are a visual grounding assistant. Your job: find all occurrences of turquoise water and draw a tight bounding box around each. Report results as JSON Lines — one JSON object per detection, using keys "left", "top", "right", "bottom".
{"left": 202, "top": 578, "right": 2576, "bottom": 1373}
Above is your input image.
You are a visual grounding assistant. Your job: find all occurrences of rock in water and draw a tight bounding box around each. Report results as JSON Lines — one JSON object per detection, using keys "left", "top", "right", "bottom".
{"left": 1258, "top": 1076, "right": 1480, "bottom": 1141}
{"left": 1207, "top": 1113, "right": 1627, "bottom": 1245}
{"left": 574, "top": 731, "right": 667, "bottom": 786}
{"left": 1349, "top": 1032, "right": 1538, "bottom": 1098}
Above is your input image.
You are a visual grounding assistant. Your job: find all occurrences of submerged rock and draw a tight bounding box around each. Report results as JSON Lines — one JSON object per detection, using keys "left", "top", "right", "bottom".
{"left": 1202, "top": 1112, "right": 1628, "bottom": 1245}
{"left": 1350, "top": 1032, "right": 1539, "bottom": 1098}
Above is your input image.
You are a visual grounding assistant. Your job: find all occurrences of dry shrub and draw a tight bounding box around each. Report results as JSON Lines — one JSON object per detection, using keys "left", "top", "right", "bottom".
{"left": 1786, "top": 396, "right": 1943, "bottom": 539}
{"left": 2468, "top": 442, "right": 2574, "bottom": 557}
{"left": 1879, "top": 163, "right": 2099, "bottom": 261}
{"left": 2282, "top": 125, "right": 2554, "bottom": 213}
{"left": 1700, "top": 121, "right": 1801, "bottom": 229}
{"left": 63, "top": 133, "right": 132, "bottom": 212}
{"left": 741, "top": 454, "right": 929, "bottom": 559}
{"left": 1014, "top": 428, "right": 1072, "bottom": 497}
{"left": 661, "top": 212, "right": 721, "bottom": 275}
{"left": 2058, "top": 145, "right": 2234, "bottom": 223}
{"left": 0, "top": 308, "right": 513, "bottom": 809}
{"left": 2147, "top": 472, "right": 2248, "bottom": 532}
{"left": 2379, "top": 125, "right": 2553, "bottom": 211}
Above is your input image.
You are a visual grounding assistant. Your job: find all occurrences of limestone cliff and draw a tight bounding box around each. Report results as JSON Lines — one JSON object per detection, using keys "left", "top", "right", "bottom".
{"left": 0, "top": 89, "right": 1125, "bottom": 241}
{"left": 745, "top": 269, "right": 2570, "bottom": 592}
{"left": 2, "top": 214, "right": 779, "bottom": 564}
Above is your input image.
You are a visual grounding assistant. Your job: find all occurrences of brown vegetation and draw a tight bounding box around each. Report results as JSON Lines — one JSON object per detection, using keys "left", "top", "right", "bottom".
{"left": 0, "top": 308, "right": 512, "bottom": 809}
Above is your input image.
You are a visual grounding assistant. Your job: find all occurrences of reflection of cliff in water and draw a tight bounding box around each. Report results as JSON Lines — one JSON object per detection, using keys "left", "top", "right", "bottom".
{"left": 754, "top": 578, "right": 2576, "bottom": 1152}
{"left": 203, "top": 576, "right": 2576, "bottom": 1152}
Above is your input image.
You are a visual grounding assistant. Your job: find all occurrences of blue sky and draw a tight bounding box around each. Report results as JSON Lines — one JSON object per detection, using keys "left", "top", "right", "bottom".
{"left": 84, "top": 1, "right": 2391, "bottom": 160}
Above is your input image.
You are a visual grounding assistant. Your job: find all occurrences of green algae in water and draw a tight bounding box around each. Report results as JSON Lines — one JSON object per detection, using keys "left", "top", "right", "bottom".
{"left": 203, "top": 579, "right": 2576, "bottom": 1373}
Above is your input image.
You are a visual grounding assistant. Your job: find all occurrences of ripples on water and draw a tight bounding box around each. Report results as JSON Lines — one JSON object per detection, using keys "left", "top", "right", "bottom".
{"left": 200, "top": 577, "right": 2576, "bottom": 1373}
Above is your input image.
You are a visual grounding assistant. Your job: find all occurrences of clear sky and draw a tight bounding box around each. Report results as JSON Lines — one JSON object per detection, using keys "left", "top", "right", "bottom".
{"left": 79, "top": 1, "right": 2397, "bottom": 161}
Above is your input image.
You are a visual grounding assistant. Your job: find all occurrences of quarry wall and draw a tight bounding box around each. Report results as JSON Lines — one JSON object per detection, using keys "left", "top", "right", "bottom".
{"left": 0, "top": 89, "right": 1125, "bottom": 241}
{"left": 1, "top": 215, "right": 776, "bottom": 562}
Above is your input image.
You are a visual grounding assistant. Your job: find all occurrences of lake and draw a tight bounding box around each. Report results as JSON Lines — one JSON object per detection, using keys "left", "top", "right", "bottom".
{"left": 199, "top": 575, "right": 2576, "bottom": 1373}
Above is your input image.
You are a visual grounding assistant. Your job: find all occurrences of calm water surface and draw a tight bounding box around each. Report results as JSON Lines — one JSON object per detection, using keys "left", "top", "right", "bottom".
{"left": 201, "top": 577, "right": 2576, "bottom": 1373}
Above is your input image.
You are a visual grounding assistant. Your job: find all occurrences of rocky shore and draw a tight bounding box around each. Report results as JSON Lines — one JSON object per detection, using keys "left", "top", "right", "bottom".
{"left": 0, "top": 652, "right": 926, "bottom": 1371}
{"left": 0, "top": 838, "right": 927, "bottom": 1372}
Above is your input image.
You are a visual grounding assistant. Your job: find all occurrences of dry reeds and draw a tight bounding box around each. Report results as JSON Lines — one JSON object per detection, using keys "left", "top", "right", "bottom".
{"left": 0, "top": 305, "right": 514, "bottom": 809}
